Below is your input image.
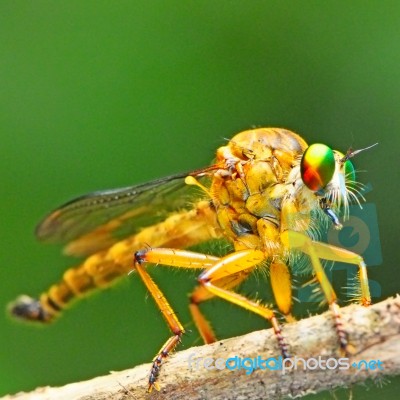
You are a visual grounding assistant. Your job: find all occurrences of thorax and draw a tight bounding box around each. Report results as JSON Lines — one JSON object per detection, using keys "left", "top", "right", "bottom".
{"left": 209, "top": 128, "right": 312, "bottom": 252}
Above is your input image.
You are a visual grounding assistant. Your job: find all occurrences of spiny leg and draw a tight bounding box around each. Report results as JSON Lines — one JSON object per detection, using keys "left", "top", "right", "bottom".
{"left": 269, "top": 260, "right": 295, "bottom": 322}
{"left": 282, "top": 230, "right": 360, "bottom": 353}
{"left": 197, "top": 252, "right": 289, "bottom": 359}
{"left": 189, "top": 271, "right": 251, "bottom": 344}
{"left": 281, "top": 200, "right": 371, "bottom": 306}
{"left": 199, "top": 280, "right": 289, "bottom": 358}
{"left": 256, "top": 218, "right": 295, "bottom": 322}
{"left": 134, "top": 247, "right": 220, "bottom": 354}
{"left": 133, "top": 262, "right": 184, "bottom": 392}
{"left": 189, "top": 285, "right": 217, "bottom": 344}
{"left": 136, "top": 248, "right": 290, "bottom": 359}
{"left": 134, "top": 248, "right": 220, "bottom": 391}
{"left": 300, "top": 240, "right": 371, "bottom": 306}
{"left": 191, "top": 262, "right": 295, "bottom": 342}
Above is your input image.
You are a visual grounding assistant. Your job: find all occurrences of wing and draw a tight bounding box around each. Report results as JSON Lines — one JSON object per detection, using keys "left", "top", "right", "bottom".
{"left": 35, "top": 170, "right": 212, "bottom": 257}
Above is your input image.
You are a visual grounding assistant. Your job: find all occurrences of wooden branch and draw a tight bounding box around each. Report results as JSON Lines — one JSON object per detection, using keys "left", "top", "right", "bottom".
{"left": 3, "top": 296, "right": 400, "bottom": 400}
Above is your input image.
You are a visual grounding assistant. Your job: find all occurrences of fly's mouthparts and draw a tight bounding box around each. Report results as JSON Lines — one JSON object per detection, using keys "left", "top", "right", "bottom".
{"left": 319, "top": 198, "right": 342, "bottom": 230}
{"left": 325, "top": 208, "right": 342, "bottom": 230}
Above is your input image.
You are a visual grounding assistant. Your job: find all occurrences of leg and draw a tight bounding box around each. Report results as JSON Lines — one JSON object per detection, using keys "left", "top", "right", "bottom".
{"left": 134, "top": 262, "right": 184, "bottom": 392}
{"left": 189, "top": 271, "right": 252, "bottom": 344}
{"left": 136, "top": 248, "right": 290, "bottom": 361}
{"left": 134, "top": 248, "right": 221, "bottom": 391}
{"left": 197, "top": 252, "right": 289, "bottom": 358}
{"left": 282, "top": 230, "right": 369, "bottom": 353}
{"left": 136, "top": 248, "right": 266, "bottom": 384}
{"left": 270, "top": 260, "right": 295, "bottom": 321}
{"left": 257, "top": 219, "right": 294, "bottom": 321}
{"left": 300, "top": 240, "right": 371, "bottom": 306}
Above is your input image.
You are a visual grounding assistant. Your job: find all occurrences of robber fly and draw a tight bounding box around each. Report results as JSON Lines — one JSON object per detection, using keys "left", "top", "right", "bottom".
{"left": 9, "top": 128, "right": 374, "bottom": 391}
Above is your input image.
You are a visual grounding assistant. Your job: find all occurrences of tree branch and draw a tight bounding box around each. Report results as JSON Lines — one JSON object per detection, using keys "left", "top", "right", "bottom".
{"left": 3, "top": 296, "right": 400, "bottom": 400}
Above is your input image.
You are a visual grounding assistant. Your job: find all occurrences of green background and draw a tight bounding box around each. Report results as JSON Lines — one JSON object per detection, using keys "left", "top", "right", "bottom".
{"left": 1, "top": 1, "right": 399, "bottom": 398}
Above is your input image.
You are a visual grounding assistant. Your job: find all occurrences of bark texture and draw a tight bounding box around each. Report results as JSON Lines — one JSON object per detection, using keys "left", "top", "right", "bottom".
{"left": 3, "top": 296, "right": 400, "bottom": 400}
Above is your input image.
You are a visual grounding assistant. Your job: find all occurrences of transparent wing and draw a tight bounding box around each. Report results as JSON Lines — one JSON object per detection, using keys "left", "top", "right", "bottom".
{"left": 35, "top": 171, "right": 211, "bottom": 257}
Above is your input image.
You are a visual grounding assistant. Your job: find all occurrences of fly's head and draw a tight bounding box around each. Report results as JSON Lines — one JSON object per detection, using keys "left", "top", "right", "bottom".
{"left": 300, "top": 142, "right": 377, "bottom": 230}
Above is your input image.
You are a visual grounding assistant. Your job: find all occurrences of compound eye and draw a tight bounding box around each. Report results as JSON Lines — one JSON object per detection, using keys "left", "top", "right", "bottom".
{"left": 301, "top": 143, "right": 335, "bottom": 192}
{"left": 344, "top": 159, "right": 356, "bottom": 183}
{"left": 335, "top": 150, "right": 357, "bottom": 184}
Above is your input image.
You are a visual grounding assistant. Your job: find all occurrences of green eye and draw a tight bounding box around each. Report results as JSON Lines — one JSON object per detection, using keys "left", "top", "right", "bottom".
{"left": 301, "top": 144, "right": 335, "bottom": 192}
{"left": 335, "top": 150, "right": 356, "bottom": 184}
{"left": 344, "top": 159, "right": 356, "bottom": 183}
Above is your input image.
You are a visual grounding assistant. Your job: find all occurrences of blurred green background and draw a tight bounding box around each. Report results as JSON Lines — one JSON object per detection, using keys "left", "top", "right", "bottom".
{"left": 1, "top": 1, "right": 399, "bottom": 398}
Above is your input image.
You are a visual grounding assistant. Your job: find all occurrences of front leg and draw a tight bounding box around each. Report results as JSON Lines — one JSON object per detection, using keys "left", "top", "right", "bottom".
{"left": 282, "top": 230, "right": 371, "bottom": 354}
